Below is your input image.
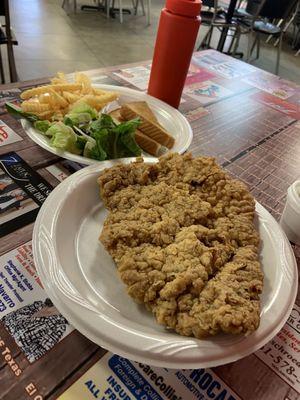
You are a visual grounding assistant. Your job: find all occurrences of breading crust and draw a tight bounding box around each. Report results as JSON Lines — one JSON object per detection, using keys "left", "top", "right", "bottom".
{"left": 98, "top": 153, "right": 263, "bottom": 338}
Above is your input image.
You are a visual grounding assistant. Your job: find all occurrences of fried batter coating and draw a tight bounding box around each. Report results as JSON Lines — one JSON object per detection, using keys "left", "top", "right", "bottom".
{"left": 98, "top": 153, "right": 262, "bottom": 338}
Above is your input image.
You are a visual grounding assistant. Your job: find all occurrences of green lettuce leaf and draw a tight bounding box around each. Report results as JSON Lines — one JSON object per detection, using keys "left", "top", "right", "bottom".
{"left": 64, "top": 102, "right": 98, "bottom": 127}
{"left": 89, "top": 113, "right": 116, "bottom": 134}
{"left": 114, "top": 118, "right": 141, "bottom": 158}
{"left": 83, "top": 140, "right": 97, "bottom": 158}
{"left": 69, "top": 101, "right": 98, "bottom": 119}
{"left": 47, "top": 122, "right": 81, "bottom": 154}
{"left": 34, "top": 120, "right": 52, "bottom": 133}
{"left": 89, "top": 129, "right": 109, "bottom": 161}
{"left": 88, "top": 114, "right": 141, "bottom": 160}
{"left": 75, "top": 135, "right": 88, "bottom": 151}
{"left": 64, "top": 112, "right": 92, "bottom": 127}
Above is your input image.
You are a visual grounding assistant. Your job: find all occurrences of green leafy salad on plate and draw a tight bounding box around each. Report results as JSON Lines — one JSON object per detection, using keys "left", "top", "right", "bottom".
{"left": 6, "top": 101, "right": 142, "bottom": 161}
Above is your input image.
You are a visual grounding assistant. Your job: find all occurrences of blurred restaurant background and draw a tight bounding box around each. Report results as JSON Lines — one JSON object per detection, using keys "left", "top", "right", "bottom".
{"left": 0, "top": 0, "right": 300, "bottom": 83}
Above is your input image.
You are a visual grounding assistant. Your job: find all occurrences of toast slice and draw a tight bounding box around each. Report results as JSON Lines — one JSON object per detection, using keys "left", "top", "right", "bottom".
{"left": 123, "top": 101, "right": 159, "bottom": 125}
{"left": 108, "top": 108, "right": 166, "bottom": 157}
{"left": 109, "top": 108, "right": 124, "bottom": 122}
{"left": 135, "top": 130, "right": 166, "bottom": 157}
{"left": 120, "top": 103, "right": 175, "bottom": 149}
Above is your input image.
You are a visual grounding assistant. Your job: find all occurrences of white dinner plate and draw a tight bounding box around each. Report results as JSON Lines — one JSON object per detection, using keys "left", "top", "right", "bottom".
{"left": 21, "top": 85, "right": 193, "bottom": 165}
{"left": 33, "top": 158, "right": 298, "bottom": 369}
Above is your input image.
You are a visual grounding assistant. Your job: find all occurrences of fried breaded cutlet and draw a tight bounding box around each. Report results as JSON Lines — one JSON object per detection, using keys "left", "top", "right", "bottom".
{"left": 98, "top": 153, "right": 263, "bottom": 338}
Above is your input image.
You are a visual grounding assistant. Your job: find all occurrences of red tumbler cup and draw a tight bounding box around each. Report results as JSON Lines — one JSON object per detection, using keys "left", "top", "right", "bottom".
{"left": 148, "top": 0, "right": 202, "bottom": 108}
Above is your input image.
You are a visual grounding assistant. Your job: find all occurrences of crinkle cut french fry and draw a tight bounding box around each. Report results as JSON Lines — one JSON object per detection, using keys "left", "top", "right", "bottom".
{"left": 57, "top": 72, "right": 67, "bottom": 81}
{"left": 79, "top": 92, "right": 118, "bottom": 107}
{"left": 19, "top": 72, "right": 119, "bottom": 121}
{"left": 51, "top": 78, "right": 65, "bottom": 85}
{"left": 21, "top": 101, "right": 50, "bottom": 113}
{"left": 63, "top": 91, "right": 81, "bottom": 104}
{"left": 75, "top": 72, "right": 90, "bottom": 93}
{"left": 35, "top": 111, "right": 53, "bottom": 120}
{"left": 52, "top": 106, "right": 69, "bottom": 121}
{"left": 51, "top": 84, "right": 83, "bottom": 92}
{"left": 49, "top": 89, "right": 69, "bottom": 108}
{"left": 38, "top": 93, "right": 52, "bottom": 104}
{"left": 75, "top": 72, "right": 91, "bottom": 86}
{"left": 20, "top": 86, "right": 52, "bottom": 100}
{"left": 51, "top": 111, "right": 64, "bottom": 121}
{"left": 93, "top": 101, "right": 112, "bottom": 111}
{"left": 20, "top": 84, "right": 83, "bottom": 100}
{"left": 51, "top": 72, "right": 67, "bottom": 85}
{"left": 74, "top": 95, "right": 96, "bottom": 109}
{"left": 81, "top": 87, "right": 92, "bottom": 95}
{"left": 97, "top": 93, "right": 119, "bottom": 109}
{"left": 93, "top": 88, "right": 107, "bottom": 95}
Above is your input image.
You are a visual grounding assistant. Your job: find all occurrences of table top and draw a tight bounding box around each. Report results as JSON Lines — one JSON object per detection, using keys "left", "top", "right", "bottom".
{"left": 0, "top": 49, "right": 299, "bottom": 400}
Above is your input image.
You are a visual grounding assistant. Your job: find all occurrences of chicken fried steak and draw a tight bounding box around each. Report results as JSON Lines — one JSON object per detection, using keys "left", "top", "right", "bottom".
{"left": 98, "top": 153, "right": 263, "bottom": 338}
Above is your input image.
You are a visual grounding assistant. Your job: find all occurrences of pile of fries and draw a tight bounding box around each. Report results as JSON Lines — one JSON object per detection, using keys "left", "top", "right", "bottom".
{"left": 20, "top": 72, "right": 118, "bottom": 121}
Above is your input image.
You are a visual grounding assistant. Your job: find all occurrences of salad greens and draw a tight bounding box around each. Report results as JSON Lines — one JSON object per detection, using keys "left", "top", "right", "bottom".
{"left": 6, "top": 101, "right": 142, "bottom": 161}
{"left": 87, "top": 115, "right": 141, "bottom": 161}
{"left": 34, "top": 120, "right": 52, "bottom": 133}
{"left": 46, "top": 122, "right": 81, "bottom": 154}
{"left": 69, "top": 102, "right": 98, "bottom": 118}
{"left": 63, "top": 102, "right": 98, "bottom": 127}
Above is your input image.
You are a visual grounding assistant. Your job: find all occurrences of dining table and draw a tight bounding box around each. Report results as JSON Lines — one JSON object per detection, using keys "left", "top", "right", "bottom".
{"left": 0, "top": 49, "right": 299, "bottom": 400}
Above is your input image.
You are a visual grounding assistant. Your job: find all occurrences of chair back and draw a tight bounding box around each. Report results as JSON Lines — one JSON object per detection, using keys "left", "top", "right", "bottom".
{"left": 0, "top": 2, "right": 5, "bottom": 16}
{"left": 202, "top": 0, "right": 216, "bottom": 8}
{"left": 201, "top": 0, "right": 219, "bottom": 23}
{"left": 295, "top": 2, "right": 300, "bottom": 25}
{"left": 0, "top": 0, "right": 18, "bottom": 82}
{"left": 2, "top": 0, "right": 13, "bottom": 47}
{"left": 245, "top": 0, "right": 266, "bottom": 17}
{"left": 246, "top": 0, "right": 298, "bottom": 20}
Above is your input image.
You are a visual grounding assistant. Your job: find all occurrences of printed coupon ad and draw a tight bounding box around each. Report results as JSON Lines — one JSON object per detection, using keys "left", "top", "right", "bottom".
{"left": 0, "top": 152, "right": 53, "bottom": 236}
{"left": 46, "top": 160, "right": 84, "bottom": 183}
{"left": 184, "top": 80, "right": 232, "bottom": 105}
{"left": 209, "top": 61, "right": 256, "bottom": 79}
{"left": 59, "top": 352, "right": 241, "bottom": 400}
{"left": 91, "top": 75, "right": 125, "bottom": 86}
{"left": 114, "top": 66, "right": 151, "bottom": 91}
{"left": 0, "top": 88, "right": 20, "bottom": 113}
{"left": 251, "top": 92, "right": 300, "bottom": 120}
{"left": 256, "top": 303, "right": 300, "bottom": 393}
{"left": 243, "top": 73, "right": 297, "bottom": 100}
{"left": 0, "top": 242, "right": 73, "bottom": 363}
{"left": 185, "top": 106, "right": 210, "bottom": 122}
{"left": 192, "top": 52, "right": 227, "bottom": 68}
{"left": 0, "top": 120, "right": 23, "bottom": 147}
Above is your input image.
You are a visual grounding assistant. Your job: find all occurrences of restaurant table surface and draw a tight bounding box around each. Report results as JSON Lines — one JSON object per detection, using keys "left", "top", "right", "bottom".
{"left": 0, "top": 50, "right": 300, "bottom": 400}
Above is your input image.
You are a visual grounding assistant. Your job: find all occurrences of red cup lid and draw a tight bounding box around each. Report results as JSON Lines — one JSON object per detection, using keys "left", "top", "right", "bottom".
{"left": 166, "top": 0, "right": 202, "bottom": 17}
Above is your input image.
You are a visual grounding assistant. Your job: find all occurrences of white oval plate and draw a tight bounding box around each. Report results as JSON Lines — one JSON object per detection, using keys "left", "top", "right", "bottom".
{"left": 22, "top": 85, "right": 193, "bottom": 165}
{"left": 33, "top": 159, "right": 298, "bottom": 368}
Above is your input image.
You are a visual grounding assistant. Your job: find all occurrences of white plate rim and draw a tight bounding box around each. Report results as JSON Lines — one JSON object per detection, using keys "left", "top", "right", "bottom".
{"left": 33, "top": 159, "right": 298, "bottom": 368}
{"left": 21, "top": 85, "right": 193, "bottom": 165}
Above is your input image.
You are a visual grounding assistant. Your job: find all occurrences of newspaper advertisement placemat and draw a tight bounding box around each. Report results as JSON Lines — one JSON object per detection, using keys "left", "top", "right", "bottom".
{"left": 0, "top": 152, "right": 52, "bottom": 237}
